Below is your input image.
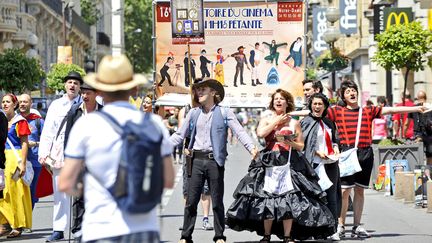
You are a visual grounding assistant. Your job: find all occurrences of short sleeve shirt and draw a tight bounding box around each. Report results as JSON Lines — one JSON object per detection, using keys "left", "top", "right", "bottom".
{"left": 327, "top": 105, "right": 382, "bottom": 148}
{"left": 64, "top": 101, "right": 172, "bottom": 242}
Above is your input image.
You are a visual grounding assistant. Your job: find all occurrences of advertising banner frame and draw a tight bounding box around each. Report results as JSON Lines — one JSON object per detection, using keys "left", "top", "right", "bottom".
{"left": 154, "top": 0, "right": 306, "bottom": 108}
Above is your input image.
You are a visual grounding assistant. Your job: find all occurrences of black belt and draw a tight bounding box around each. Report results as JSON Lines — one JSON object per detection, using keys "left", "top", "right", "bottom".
{"left": 193, "top": 150, "right": 214, "bottom": 160}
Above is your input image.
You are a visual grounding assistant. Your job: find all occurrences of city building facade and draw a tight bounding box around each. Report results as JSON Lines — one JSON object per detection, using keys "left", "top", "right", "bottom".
{"left": 309, "top": 0, "right": 432, "bottom": 104}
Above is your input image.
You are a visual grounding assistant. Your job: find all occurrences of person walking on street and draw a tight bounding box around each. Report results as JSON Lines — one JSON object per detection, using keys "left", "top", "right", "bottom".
{"left": 59, "top": 54, "right": 175, "bottom": 243}
{"left": 63, "top": 83, "right": 103, "bottom": 242}
{"left": 410, "top": 90, "right": 432, "bottom": 165}
{"left": 393, "top": 91, "right": 415, "bottom": 140}
{"left": 18, "top": 94, "right": 44, "bottom": 209}
{"left": 170, "top": 78, "right": 258, "bottom": 243}
{"left": 325, "top": 81, "right": 426, "bottom": 239}
{"left": 39, "top": 71, "right": 83, "bottom": 242}
{"left": 226, "top": 89, "right": 335, "bottom": 243}
{"left": 0, "top": 94, "right": 32, "bottom": 238}
{"left": 300, "top": 93, "right": 342, "bottom": 241}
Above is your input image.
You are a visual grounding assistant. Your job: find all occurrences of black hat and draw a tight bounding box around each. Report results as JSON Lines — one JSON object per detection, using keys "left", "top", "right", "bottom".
{"left": 63, "top": 71, "right": 83, "bottom": 84}
{"left": 193, "top": 78, "right": 225, "bottom": 102}
{"left": 237, "top": 46, "right": 245, "bottom": 51}
{"left": 80, "top": 82, "right": 96, "bottom": 91}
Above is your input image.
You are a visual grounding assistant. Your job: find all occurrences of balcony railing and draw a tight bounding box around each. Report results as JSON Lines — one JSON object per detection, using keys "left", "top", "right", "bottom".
{"left": 41, "top": 0, "right": 90, "bottom": 38}
{"left": 0, "top": 0, "right": 19, "bottom": 33}
{"left": 14, "top": 12, "right": 36, "bottom": 41}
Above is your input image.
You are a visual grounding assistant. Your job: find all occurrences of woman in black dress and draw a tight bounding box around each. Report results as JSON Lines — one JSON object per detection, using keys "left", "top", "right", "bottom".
{"left": 226, "top": 89, "right": 335, "bottom": 242}
{"left": 300, "top": 93, "right": 341, "bottom": 240}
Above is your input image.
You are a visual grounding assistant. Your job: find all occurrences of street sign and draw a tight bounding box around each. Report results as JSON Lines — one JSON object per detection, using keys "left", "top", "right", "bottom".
{"left": 312, "top": 7, "right": 329, "bottom": 57}
{"left": 373, "top": 3, "right": 392, "bottom": 39}
{"left": 383, "top": 7, "right": 413, "bottom": 31}
{"left": 57, "top": 46, "right": 72, "bottom": 64}
{"left": 170, "top": 0, "right": 205, "bottom": 44}
{"left": 339, "top": 0, "right": 358, "bottom": 35}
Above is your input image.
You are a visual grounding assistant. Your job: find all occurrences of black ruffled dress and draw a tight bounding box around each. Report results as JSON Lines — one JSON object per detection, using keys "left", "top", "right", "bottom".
{"left": 226, "top": 131, "right": 335, "bottom": 240}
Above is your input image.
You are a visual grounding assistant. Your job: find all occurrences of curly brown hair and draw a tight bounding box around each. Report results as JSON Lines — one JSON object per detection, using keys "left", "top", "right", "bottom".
{"left": 268, "top": 89, "right": 295, "bottom": 113}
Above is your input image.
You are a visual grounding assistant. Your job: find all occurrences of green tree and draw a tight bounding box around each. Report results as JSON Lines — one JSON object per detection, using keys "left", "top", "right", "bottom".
{"left": 372, "top": 21, "right": 432, "bottom": 104}
{"left": 315, "top": 47, "right": 350, "bottom": 73}
{"left": 124, "top": 0, "right": 152, "bottom": 74}
{"left": 46, "top": 63, "right": 85, "bottom": 92}
{"left": 81, "top": 0, "right": 100, "bottom": 26}
{"left": 0, "top": 48, "right": 45, "bottom": 93}
{"left": 306, "top": 68, "right": 318, "bottom": 80}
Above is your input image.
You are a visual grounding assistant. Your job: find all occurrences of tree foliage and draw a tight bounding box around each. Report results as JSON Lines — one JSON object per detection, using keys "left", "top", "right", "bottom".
{"left": 0, "top": 48, "right": 45, "bottom": 93}
{"left": 315, "top": 47, "right": 350, "bottom": 72}
{"left": 46, "top": 63, "right": 85, "bottom": 92}
{"left": 372, "top": 21, "right": 432, "bottom": 72}
{"left": 81, "top": 0, "right": 100, "bottom": 26}
{"left": 306, "top": 68, "right": 318, "bottom": 80}
{"left": 372, "top": 21, "right": 432, "bottom": 104}
{"left": 124, "top": 0, "right": 152, "bottom": 74}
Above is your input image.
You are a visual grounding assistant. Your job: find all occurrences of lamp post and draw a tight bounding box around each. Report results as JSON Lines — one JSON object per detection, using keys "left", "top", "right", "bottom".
{"left": 62, "top": 0, "right": 74, "bottom": 46}
{"left": 323, "top": 7, "right": 341, "bottom": 96}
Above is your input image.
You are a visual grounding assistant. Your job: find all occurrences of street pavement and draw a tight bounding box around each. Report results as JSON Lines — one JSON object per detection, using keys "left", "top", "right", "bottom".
{"left": 3, "top": 143, "right": 432, "bottom": 242}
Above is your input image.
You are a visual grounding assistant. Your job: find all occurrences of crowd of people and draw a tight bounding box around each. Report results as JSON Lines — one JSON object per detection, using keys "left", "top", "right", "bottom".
{"left": 0, "top": 53, "right": 430, "bottom": 243}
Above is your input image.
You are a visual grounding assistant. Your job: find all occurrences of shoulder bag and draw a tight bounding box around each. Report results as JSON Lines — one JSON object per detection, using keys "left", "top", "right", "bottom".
{"left": 6, "top": 138, "right": 34, "bottom": 186}
{"left": 338, "top": 107, "right": 363, "bottom": 177}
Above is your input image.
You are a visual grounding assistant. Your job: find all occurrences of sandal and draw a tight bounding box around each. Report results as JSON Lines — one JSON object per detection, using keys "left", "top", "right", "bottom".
{"left": 0, "top": 224, "right": 12, "bottom": 237}
{"left": 7, "top": 228, "right": 23, "bottom": 238}
{"left": 283, "top": 236, "right": 295, "bottom": 243}
{"left": 259, "top": 235, "right": 271, "bottom": 243}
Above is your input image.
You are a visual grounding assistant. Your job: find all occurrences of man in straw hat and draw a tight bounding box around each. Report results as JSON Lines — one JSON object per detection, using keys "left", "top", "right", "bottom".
{"left": 39, "top": 70, "right": 83, "bottom": 242}
{"left": 59, "top": 55, "right": 175, "bottom": 243}
{"left": 170, "top": 78, "right": 258, "bottom": 243}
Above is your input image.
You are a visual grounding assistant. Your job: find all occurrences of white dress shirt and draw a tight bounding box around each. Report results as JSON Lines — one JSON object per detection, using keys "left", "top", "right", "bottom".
{"left": 38, "top": 94, "right": 82, "bottom": 161}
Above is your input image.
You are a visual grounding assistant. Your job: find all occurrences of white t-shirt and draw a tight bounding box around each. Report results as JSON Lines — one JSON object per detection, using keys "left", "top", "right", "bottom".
{"left": 64, "top": 101, "right": 173, "bottom": 242}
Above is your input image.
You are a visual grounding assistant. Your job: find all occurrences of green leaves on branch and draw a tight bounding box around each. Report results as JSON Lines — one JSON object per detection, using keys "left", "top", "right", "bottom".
{"left": 124, "top": 0, "right": 152, "bottom": 74}
{"left": 0, "top": 48, "right": 45, "bottom": 93}
{"left": 372, "top": 21, "right": 432, "bottom": 72}
{"left": 306, "top": 68, "right": 318, "bottom": 80}
{"left": 315, "top": 48, "right": 350, "bottom": 72}
{"left": 46, "top": 63, "right": 85, "bottom": 92}
{"left": 81, "top": 0, "right": 100, "bottom": 26}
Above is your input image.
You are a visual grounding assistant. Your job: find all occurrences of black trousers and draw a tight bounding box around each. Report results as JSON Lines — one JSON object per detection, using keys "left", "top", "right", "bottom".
{"left": 159, "top": 70, "right": 172, "bottom": 85}
{"left": 233, "top": 64, "right": 244, "bottom": 85}
{"left": 201, "top": 67, "right": 210, "bottom": 78}
{"left": 324, "top": 162, "right": 342, "bottom": 229}
{"left": 72, "top": 196, "right": 85, "bottom": 235}
{"left": 181, "top": 156, "right": 226, "bottom": 242}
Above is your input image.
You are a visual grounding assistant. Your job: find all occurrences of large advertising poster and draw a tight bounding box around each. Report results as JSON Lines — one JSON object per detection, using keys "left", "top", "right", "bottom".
{"left": 155, "top": 0, "right": 305, "bottom": 108}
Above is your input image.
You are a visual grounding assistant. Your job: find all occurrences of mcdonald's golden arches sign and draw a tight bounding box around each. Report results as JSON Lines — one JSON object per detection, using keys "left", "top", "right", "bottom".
{"left": 383, "top": 7, "right": 413, "bottom": 30}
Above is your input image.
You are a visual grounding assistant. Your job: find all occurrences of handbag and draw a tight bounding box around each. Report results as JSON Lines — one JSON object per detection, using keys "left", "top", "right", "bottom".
{"left": 6, "top": 138, "right": 34, "bottom": 186}
{"left": 263, "top": 148, "right": 294, "bottom": 195}
{"left": 338, "top": 107, "right": 363, "bottom": 177}
{"left": 35, "top": 166, "right": 53, "bottom": 198}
